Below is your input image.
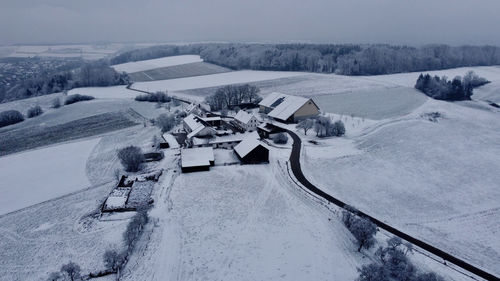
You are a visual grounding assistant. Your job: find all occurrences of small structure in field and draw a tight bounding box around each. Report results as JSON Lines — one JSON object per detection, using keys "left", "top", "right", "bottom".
{"left": 259, "top": 92, "right": 319, "bottom": 123}
{"left": 181, "top": 147, "right": 215, "bottom": 173}
{"left": 234, "top": 110, "right": 259, "bottom": 131}
{"left": 162, "top": 133, "right": 180, "bottom": 149}
{"left": 234, "top": 135, "right": 269, "bottom": 164}
{"left": 143, "top": 151, "right": 164, "bottom": 162}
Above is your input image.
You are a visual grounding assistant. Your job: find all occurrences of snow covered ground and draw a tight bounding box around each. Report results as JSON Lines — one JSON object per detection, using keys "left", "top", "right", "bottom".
{"left": 68, "top": 85, "right": 137, "bottom": 99}
{"left": 132, "top": 70, "right": 305, "bottom": 94}
{"left": 0, "top": 138, "right": 100, "bottom": 215}
{"left": 302, "top": 98, "right": 500, "bottom": 276}
{"left": 112, "top": 55, "right": 203, "bottom": 73}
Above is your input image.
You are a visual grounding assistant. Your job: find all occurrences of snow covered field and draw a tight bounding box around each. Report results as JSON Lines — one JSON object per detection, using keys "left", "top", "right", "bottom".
{"left": 122, "top": 162, "right": 365, "bottom": 281}
{"left": 112, "top": 55, "right": 203, "bottom": 73}
{"left": 0, "top": 181, "right": 129, "bottom": 281}
{"left": 132, "top": 70, "right": 305, "bottom": 94}
{"left": 0, "top": 138, "right": 100, "bottom": 215}
{"left": 68, "top": 85, "right": 137, "bottom": 99}
{"left": 302, "top": 99, "right": 500, "bottom": 276}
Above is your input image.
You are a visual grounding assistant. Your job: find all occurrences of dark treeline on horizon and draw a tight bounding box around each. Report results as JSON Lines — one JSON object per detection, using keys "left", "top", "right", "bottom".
{"left": 111, "top": 43, "right": 500, "bottom": 76}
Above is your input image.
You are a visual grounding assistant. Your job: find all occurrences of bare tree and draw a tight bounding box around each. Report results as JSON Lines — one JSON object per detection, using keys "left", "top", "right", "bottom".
{"left": 296, "top": 119, "right": 314, "bottom": 135}
{"left": 156, "top": 113, "right": 176, "bottom": 133}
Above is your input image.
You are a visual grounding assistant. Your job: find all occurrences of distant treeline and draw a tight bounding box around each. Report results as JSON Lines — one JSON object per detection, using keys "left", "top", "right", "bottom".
{"left": 110, "top": 43, "right": 500, "bottom": 75}
{"left": 1, "top": 60, "right": 128, "bottom": 103}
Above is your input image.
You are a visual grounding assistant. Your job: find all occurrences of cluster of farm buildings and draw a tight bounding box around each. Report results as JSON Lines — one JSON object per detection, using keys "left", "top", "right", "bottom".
{"left": 167, "top": 92, "right": 320, "bottom": 173}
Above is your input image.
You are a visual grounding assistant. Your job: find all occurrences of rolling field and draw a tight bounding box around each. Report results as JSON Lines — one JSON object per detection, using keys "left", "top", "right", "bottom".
{"left": 0, "top": 138, "right": 100, "bottom": 215}
{"left": 127, "top": 62, "right": 231, "bottom": 82}
{"left": 302, "top": 99, "right": 500, "bottom": 276}
{"left": 0, "top": 110, "right": 139, "bottom": 156}
{"left": 0, "top": 181, "right": 129, "bottom": 281}
{"left": 112, "top": 55, "right": 203, "bottom": 73}
{"left": 313, "top": 87, "right": 428, "bottom": 119}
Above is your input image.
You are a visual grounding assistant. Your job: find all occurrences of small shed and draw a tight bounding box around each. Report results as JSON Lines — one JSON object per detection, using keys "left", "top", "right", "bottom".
{"left": 234, "top": 137, "right": 269, "bottom": 164}
{"left": 181, "top": 147, "right": 215, "bottom": 173}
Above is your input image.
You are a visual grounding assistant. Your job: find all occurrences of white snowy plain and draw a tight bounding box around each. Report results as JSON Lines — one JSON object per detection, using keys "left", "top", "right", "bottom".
{"left": 111, "top": 55, "right": 203, "bottom": 73}
{"left": 0, "top": 138, "right": 100, "bottom": 215}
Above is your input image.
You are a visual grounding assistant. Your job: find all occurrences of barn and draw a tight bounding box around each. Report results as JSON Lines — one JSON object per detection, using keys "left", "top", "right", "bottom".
{"left": 181, "top": 147, "right": 215, "bottom": 173}
{"left": 234, "top": 136, "right": 269, "bottom": 164}
{"left": 259, "top": 92, "right": 319, "bottom": 123}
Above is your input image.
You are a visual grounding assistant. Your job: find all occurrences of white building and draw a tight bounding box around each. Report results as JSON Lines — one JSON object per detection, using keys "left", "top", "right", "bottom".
{"left": 259, "top": 92, "right": 320, "bottom": 123}
{"left": 183, "top": 114, "right": 216, "bottom": 139}
{"left": 234, "top": 110, "right": 259, "bottom": 131}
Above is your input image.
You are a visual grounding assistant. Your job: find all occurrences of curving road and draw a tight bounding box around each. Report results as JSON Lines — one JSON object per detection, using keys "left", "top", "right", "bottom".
{"left": 285, "top": 129, "right": 499, "bottom": 281}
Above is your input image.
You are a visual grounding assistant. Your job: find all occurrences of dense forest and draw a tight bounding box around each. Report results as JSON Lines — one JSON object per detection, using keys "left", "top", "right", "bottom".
{"left": 111, "top": 43, "right": 500, "bottom": 75}
{"left": 0, "top": 60, "right": 128, "bottom": 103}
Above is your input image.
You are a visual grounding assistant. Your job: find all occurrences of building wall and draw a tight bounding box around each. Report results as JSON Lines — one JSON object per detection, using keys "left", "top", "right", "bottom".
{"left": 259, "top": 105, "right": 272, "bottom": 114}
{"left": 293, "top": 100, "right": 320, "bottom": 121}
{"left": 241, "top": 145, "right": 269, "bottom": 164}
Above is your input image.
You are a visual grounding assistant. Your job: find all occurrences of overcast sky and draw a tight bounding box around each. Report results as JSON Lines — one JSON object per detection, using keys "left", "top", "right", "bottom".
{"left": 1, "top": 0, "right": 500, "bottom": 46}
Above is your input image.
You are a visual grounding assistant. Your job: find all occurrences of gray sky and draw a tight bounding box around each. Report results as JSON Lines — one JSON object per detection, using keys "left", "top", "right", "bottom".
{"left": 1, "top": 0, "right": 500, "bottom": 45}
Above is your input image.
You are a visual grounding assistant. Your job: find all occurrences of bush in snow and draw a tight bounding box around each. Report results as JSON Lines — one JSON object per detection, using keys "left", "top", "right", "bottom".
{"left": 64, "top": 94, "right": 94, "bottom": 105}
{"left": 60, "top": 261, "right": 82, "bottom": 281}
{"left": 117, "top": 146, "right": 145, "bottom": 172}
{"left": 123, "top": 210, "right": 149, "bottom": 250}
{"left": 331, "top": 120, "right": 345, "bottom": 137}
{"left": 0, "top": 110, "right": 24, "bottom": 128}
{"left": 135, "top": 91, "right": 171, "bottom": 103}
{"left": 103, "top": 249, "right": 126, "bottom": 273}
{"left": 27, "top": 105, "right": 43, "bottom": 118}
{"left": 273, "top": 133, "right": 288, "bottom": 144}
{"left": 52, "top": 97, "right": 61, "bottom": 108}
{"left": 357, "top": 237, "right": 445, "bottom": 281}
{"left": 156, "top": 113, "right": 176, "bottom": 133}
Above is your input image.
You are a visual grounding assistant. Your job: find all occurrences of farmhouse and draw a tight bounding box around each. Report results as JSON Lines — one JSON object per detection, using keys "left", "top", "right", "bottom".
{"left": 183, "top": 114, "right": 216, "bottom": 139}
{"left": 234, "top": 110, "right": 259, "bottom": 131}
{"left": 181, "top": 147, "right": 215, "bottom": 173}
{"left": 259, "top": 92, "right": 319, "bottom": 123}
{"left": 234, "top": 135, "right": 269, "bottom": 164}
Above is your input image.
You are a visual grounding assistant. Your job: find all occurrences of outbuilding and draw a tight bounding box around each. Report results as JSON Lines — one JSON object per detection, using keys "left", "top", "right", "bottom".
{"left": 234, "top": 136, "right": 269, "bottom": 164}
{"left": 181, "top": 147, "right": 215, "bottom": 173}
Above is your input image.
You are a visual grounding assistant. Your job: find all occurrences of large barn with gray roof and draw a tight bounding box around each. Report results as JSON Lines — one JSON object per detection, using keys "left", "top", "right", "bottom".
{"left": 258, "top": 92, "right": 320, "bottom": 123}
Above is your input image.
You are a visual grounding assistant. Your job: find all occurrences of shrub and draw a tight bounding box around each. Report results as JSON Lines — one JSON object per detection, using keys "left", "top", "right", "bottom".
{"left": 0, "top": 110, "right": 24, "bottom": 128}
{"left": 314, "top": 116, "right": 346, "bottom": 137}
{"left": 60, "top": 262, "right": 81, "bottom": 281}
{"left": 52, "top": 97, "right": 61, "bottom": 108}
{"left": 64, "top": 94, "right": 95, "bottom": 105}
{"left": 103, "top": 249, "right": 126, "bottom": 273}
{"left": 135, "top": 91, "right": 170, "bottom": 103}
{"left": 27, "top": 105, "right": 43, "bottom": 118}
{"left": 123, "top": 210, "right": 149, "bottom": 249}
{"left": 117, "top": 146, "right": 145, "bottom": 172}
{"left": 156, "top": 113, "right": 176, "bottom": 133}
{"left": 331, "top": 120, "right": 345, "bottom": 137}
{"left": 273, "top": 133, "right": 288, "bottom": 144}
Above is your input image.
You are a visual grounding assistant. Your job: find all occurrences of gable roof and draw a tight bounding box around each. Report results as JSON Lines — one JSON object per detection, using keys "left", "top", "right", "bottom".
{"left": 187, "top": 125, "right": 216, "bottom": 139}
{"left": 234, "top": 132, "right": 267, "bottom": 158}
{"left": 181, "top": 147, "right": 214, "bottom": 168}
{"left": 267, "top": 95, "right": 312, "bottom": 121}
{"left": 258, "top": 92, "right": 287, "bottom": 108}
{"left": 234, "top": 110, "right": 255, "bottom": 124}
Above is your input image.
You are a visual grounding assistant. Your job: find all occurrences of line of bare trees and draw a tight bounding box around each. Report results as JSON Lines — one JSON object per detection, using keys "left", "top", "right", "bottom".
{"left": 205, "top": 84, "right": 262, "bottom": 111}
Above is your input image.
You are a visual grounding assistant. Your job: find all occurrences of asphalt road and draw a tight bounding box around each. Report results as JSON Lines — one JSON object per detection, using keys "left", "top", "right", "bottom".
{"left": 285, "top": 129, "right": 499, "bottom": 281}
